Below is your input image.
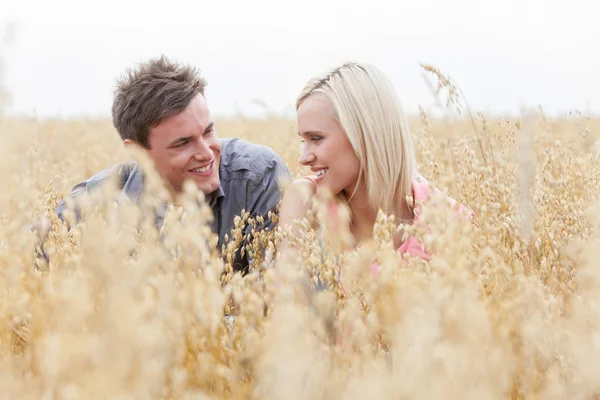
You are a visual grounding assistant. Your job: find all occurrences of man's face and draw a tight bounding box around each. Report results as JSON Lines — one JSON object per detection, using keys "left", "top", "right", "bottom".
{"left": 144, "top": 94, "right": 221, "bottom": 196}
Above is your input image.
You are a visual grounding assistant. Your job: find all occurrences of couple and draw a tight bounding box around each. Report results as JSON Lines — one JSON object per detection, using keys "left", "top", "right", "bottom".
{"left": 51, "top": 56, "right": 470, "bottom": 274}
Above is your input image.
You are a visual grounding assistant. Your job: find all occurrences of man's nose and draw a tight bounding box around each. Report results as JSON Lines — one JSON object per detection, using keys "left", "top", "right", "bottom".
{"left": 193, "top": 138, "right": 213, "bottom": 160}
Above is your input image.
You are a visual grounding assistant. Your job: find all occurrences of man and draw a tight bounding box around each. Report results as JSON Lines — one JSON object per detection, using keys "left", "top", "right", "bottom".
{"left": 51, "top": 55, "right": 291, "bottom": 272}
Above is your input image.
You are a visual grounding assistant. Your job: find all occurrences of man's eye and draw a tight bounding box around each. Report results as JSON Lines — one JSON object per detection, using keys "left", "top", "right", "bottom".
{"left": 176, "top": 140, "right": 189, "bottom": 147}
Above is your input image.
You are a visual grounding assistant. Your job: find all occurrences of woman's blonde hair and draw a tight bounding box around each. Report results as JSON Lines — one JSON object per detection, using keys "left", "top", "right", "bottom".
{"left": 296, "top": 62, "right": 417, "bottom": 215}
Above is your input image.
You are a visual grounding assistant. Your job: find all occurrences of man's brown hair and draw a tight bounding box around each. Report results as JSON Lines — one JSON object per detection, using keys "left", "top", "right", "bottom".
{"left": 112, "top": 55, "right": 207, "bottom": 148}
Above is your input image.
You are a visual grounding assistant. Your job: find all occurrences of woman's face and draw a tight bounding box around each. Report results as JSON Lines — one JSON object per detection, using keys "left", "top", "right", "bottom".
{"left": 296, "top": 94, "right": 361, "bottom": 197}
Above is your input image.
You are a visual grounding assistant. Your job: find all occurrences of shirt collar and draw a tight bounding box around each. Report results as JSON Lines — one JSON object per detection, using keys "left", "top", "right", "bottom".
{"left": 155, "top": 183, "right": 225, "bottom": 221}
{"left": 206, "top": 184, "right": 225, "bottom": 208}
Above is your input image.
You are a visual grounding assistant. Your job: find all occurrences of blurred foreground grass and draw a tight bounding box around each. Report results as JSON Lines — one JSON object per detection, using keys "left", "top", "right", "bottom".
{"left": 0, "top": 111, "right": 600, "bottom": 399}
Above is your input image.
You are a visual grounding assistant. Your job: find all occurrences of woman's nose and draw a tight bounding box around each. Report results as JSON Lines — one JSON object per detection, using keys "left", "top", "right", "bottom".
{"left": 298, "top": 149, "right": 315, "bottom": 165}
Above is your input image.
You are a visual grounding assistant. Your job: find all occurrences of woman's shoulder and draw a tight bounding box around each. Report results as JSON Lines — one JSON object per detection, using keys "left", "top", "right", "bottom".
{"left": 411, "top": 174, "right": 431, "bottom": 202}
{"left": 411, "top": 173, "right": 475, "bottom": 221}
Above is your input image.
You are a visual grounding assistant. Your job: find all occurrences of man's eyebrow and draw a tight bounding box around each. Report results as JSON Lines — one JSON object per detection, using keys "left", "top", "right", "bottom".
{"left": 168, "top": 123, "right": 215, "bottom": 147}
{"left": 168, "top": 136, "right": 193, "bottom": 147}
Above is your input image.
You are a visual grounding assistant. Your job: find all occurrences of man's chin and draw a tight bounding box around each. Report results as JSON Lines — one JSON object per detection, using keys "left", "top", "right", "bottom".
{"left": 195, "top": 179, "right": 220, "bottom": 195}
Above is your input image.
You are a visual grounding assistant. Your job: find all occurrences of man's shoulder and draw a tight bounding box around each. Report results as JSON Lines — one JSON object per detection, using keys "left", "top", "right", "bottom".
{"left": 55, "top": 160, "right": 143, "bottom": 220}
{"left": 219, "top": 138, "right": 287, "bottom": 178}
{"left": 66, "top": 160, "right": 142, "bottom": 198}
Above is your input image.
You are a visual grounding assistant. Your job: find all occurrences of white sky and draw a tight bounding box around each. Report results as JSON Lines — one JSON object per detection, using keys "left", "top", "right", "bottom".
{"left": 0, "top": 0, "right": 598, "bottom": 118}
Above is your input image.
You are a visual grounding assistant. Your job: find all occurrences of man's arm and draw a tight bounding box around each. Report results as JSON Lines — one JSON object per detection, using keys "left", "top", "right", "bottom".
{"left": 235, "top": 153, "right": 291, "bottom": 271}
{"left": 30, "top": 179, "right": 92, "bottom": 267}
{"left": 247, "top": 154, "right": 292, "bottom": 231}
{"left": 31, "top": 161, "right": 141, "bottom": 265}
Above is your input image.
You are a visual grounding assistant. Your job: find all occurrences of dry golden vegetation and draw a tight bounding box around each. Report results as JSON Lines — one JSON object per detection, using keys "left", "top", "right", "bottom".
{"left": 1, "top": 101, "right": 600, "bottom": 399}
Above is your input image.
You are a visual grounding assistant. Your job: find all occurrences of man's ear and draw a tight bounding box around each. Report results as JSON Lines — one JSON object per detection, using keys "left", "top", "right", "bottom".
{"left": 123, "top": 139, "right": 148, "bottom": 159}
{"left": 123, "top": 138, "right": 138, "bottom": 149}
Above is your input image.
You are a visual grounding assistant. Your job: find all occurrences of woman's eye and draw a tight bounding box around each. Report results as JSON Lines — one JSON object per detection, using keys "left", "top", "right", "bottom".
{"left": 299, "top": 135, "right": 323, "bottom": 143}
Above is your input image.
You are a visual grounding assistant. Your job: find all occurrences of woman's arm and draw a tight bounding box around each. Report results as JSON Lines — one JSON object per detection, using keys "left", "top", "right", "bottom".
{"left": 279, "top": 179, "right": 316, "bottom": 225}
{"left": 271, "top": 178, "right": 319, "bottom": 308}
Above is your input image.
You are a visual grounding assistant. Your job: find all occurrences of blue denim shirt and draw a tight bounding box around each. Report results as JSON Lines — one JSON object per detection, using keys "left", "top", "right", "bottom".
{"left": 54, "top": 138, "right": 291, "bottom": 272}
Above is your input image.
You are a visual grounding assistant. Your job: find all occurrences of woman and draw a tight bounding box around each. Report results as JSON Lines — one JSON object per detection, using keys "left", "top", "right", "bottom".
{"left": 277, "top": 62, "right": 472, "bottom": 274}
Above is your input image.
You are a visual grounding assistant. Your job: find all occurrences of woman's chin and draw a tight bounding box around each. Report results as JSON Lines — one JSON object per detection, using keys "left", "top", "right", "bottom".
{"left": 316, "top": 183, "right": 339, "bottom": 198}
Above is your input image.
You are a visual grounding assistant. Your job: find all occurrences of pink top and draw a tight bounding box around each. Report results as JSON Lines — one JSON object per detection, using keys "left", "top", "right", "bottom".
{"left": 304, "top": 174, "right": 474, "bottom": 347}
{"left": 304, "top": 173, "right": 474, "bottom": 279}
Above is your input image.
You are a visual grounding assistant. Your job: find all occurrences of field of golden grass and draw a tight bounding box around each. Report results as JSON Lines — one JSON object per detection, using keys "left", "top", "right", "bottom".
{"left": 1, "top": 109, "right": 600, "bottom": 399}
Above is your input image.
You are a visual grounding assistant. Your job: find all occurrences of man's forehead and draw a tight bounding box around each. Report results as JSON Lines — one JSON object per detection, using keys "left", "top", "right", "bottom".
{"left": 150, "top": 110, "right": 212, "bottom": 144}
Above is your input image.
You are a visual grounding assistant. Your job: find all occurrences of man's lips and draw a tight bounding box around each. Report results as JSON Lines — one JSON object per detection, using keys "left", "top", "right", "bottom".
{"left": 189, "top": 160, "right": 214, "bottom": 174}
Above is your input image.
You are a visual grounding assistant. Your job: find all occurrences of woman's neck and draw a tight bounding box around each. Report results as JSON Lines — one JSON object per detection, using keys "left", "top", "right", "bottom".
{"left": 345, "top": 184, "right": 414, "bottom": 248}
{"left": 346, "top": 185, "right": 378, "bottom": 245}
